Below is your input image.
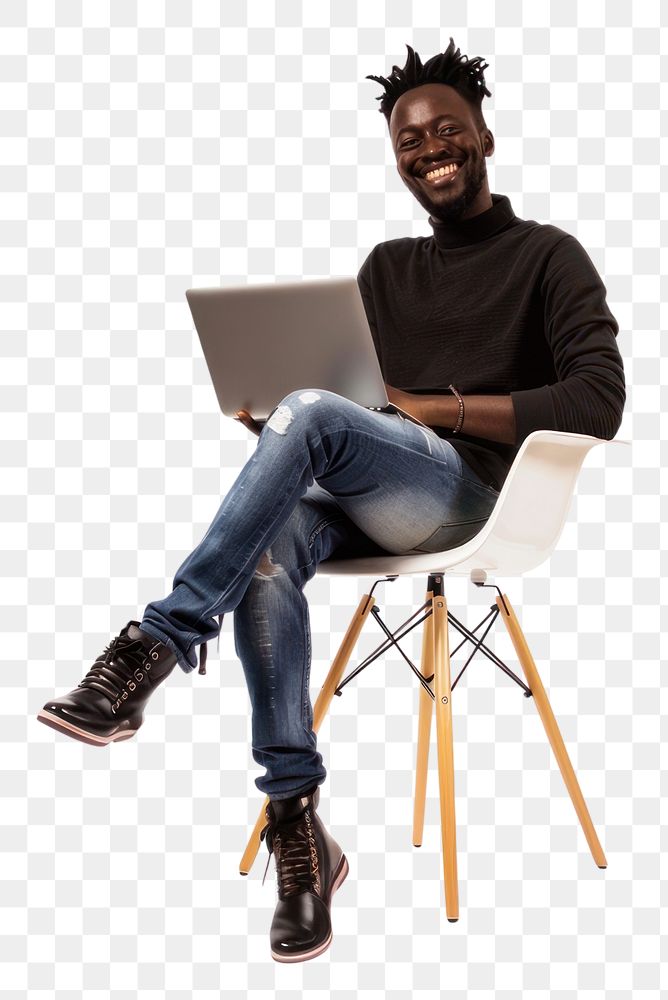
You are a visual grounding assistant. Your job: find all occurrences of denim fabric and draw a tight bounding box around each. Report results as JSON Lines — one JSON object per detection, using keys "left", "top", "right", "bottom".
{"left": 139, "top": 388, "right": 499, "bottom": 800}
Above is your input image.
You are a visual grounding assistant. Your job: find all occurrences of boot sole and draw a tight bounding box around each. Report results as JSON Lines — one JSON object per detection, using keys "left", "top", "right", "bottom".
{"left": 36, "top": 710, "right": 139, "bottom": 746}
{"left": 271, "top": 852, "right": 349, "bottom": 963}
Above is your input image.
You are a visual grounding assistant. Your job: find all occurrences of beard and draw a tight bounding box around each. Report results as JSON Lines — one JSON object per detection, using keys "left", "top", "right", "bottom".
{"left": 412, "top": 147, "right": 488, "bottom": 223}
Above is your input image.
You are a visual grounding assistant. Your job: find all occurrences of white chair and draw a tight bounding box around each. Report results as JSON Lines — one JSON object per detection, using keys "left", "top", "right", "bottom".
{"left": 239, "top": 429, "right": 631, "bottom": 920}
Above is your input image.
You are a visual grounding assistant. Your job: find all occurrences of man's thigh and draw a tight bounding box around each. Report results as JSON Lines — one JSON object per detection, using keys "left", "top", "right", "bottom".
{"left": 274, "top": 391, "right": 498, "bottom": 554}
{"left": 262, "top": 481, "right": 391, "bottom": 583}
{"left": 260, "top": 389, "right": 498, "bottom": 565}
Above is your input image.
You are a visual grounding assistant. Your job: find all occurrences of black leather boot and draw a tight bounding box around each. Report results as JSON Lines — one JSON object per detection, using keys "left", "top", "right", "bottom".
{"left": 36, "top": 621, "right": 180, "bottom": 746}
{"left": 260, "top": 783, "right": 349, "bottom": 963}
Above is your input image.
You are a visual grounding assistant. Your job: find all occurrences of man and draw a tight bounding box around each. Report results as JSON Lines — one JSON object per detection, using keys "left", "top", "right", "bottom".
{"left": 37, "top": 40, "right": 625, "bottom": 963}
{"left": 362, "top": 39, "right": 625, "bottom": 494}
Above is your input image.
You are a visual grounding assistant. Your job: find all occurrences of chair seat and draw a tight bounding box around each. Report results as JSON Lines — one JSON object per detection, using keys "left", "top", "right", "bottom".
{"left": 318, "top": 537, "right": 490, "bottom": 578}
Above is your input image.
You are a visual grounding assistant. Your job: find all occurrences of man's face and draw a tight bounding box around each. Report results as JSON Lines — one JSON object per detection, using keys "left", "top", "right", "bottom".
{"left": 389, "top": 83, "right": 494, "bottom": 222}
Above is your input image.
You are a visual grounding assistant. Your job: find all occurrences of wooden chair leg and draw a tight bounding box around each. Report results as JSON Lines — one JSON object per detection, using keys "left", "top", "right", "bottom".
{"left": 432, "top": 594, "right": 459, "bottom": 921}
{"left": 413, "top": 588, "right": 434, "bottom": 847}
{"left": 496, "top": 593, "right": 607, "bottom": 869}
{"left": 239, "top": 591, "right": 377, "bottom": 875}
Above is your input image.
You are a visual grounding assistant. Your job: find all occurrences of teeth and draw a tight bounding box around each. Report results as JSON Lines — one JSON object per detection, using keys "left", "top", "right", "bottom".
{"left": 425, "top": 163, "right": 459, "bottom": 181}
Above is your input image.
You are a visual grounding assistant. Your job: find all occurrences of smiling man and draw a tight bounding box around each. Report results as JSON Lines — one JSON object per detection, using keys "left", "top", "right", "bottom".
{"left": 37, "top": 39, "right": 626, "bottom": 965}
{"left": 362, "top": 38, "right": 626, "bottom": 493}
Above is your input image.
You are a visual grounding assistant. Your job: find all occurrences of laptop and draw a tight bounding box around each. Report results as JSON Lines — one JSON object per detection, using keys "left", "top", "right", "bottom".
{"left": 185, "top": 277, "right": 430, "bottom": 429}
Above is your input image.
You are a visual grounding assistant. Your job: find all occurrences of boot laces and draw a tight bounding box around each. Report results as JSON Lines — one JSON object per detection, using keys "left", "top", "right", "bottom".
{"left": 197, "top": 614, "right": 225, "bottom": 676}
{"left": 78, "top": 633, "right": 151, "bottom": 702}
{"left": 260, "top": 807, "right": 320, "bottom": 899}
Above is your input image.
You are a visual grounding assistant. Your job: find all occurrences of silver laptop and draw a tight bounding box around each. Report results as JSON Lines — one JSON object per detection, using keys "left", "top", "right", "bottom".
{"left": 185, "top": 277, "right": 408, "bottom": 425}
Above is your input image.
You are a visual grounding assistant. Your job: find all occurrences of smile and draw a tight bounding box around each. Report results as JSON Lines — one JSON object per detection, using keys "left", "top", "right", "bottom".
{"left": 422, "top": 162, "right": 461, "bottom": 185}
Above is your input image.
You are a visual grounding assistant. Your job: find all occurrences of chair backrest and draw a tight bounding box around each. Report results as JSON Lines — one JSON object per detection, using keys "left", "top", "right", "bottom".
{"left": 458, "top": 430, "right": 631, "bottom": 576}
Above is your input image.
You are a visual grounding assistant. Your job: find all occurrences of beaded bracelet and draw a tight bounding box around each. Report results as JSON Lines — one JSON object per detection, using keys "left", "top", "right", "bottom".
{"left": 448, "top": 384, "right": 465, "bottom": 434}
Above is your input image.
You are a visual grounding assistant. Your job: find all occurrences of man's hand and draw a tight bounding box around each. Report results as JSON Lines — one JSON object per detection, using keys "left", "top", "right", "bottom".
{"left": 384, "top": 383, "right": 429, "bottom": 424}
{"left": 234, "top": 410, "right": 263, "bottom": 437}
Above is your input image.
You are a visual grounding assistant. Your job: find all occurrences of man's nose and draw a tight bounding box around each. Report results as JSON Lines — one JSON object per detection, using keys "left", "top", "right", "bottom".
{"left": 421, "top": 133, "right": 451, "bottom": 159}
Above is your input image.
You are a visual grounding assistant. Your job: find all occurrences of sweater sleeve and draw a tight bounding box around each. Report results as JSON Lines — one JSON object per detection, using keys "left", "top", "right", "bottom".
{"left": 510, "top": 234, "right": 626, "bottom": 444}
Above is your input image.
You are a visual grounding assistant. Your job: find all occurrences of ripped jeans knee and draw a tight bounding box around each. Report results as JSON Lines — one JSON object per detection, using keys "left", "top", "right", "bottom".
{"left": 264, "top": 388, "right": 342, "bottom": 437}
{"left": 253, "top": 548, "right": 286, "bottom": 579}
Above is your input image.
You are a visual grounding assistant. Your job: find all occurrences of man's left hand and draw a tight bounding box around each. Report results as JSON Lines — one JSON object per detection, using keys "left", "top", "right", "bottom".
{"left": 384, "top": 383, "right": 428, "bottom": 423}
{"left": 235, "top": 410, "right": 263, "bottom": 437}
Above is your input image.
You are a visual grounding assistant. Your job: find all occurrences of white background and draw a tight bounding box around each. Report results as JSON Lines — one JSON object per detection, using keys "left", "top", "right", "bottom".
{"left": 2, "top": 1, "right": 664, "bottom": 995}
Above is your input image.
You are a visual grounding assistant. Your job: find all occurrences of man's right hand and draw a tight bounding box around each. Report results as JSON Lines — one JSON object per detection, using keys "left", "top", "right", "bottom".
{"left": 235, "top": 410, "right": 263, "bottom": 437}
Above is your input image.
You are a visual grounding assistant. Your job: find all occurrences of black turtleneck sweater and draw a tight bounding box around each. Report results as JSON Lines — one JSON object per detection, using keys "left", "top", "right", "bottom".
{"left": 357, "top": 193, "right": 626, "bottom": 491}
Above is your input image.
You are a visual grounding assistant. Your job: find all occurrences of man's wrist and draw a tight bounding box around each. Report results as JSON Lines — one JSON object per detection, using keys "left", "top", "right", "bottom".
{"left": 419, "top": 393, "right": 458, "bottom": 430}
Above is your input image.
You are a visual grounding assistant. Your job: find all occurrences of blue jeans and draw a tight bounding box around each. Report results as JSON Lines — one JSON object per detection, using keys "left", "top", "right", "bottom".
{"left": 139, "top": 389, "right": 498, "bottom": 800}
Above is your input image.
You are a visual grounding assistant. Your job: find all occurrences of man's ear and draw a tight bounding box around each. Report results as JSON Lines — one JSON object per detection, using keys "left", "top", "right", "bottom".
{"left": 483, "top": 129, "right": 495, "bottom": 158}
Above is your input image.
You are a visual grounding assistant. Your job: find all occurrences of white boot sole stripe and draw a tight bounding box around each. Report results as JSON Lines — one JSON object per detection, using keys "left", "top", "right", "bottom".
{"left": 36, "top": 710, "right": 137, "bottom": 745}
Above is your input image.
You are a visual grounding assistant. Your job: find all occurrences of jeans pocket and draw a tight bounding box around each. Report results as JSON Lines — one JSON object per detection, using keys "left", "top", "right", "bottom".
{"left": 406, "top": 515, "right": 491, "bottom": 554}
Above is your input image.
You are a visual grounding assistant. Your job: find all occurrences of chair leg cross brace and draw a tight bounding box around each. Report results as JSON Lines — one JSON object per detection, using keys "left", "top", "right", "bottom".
{"left": 239, "top": 575, "right": 608, "bottom": 922}
{"left": 333, "top": 587, "right": 531, "bottom": 700}
{"left": 333, "top": 600, "right": 435, "bottom": 700}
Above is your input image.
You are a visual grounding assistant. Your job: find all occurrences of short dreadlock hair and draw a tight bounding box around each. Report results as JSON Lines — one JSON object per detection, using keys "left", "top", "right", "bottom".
{"left": 366, "top": 39, "right": 492, "bottom": 134}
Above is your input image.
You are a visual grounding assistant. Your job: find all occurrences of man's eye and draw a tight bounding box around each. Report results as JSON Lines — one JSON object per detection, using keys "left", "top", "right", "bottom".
{"left": 401, "top": 127, "right": 456, "bottom": 148}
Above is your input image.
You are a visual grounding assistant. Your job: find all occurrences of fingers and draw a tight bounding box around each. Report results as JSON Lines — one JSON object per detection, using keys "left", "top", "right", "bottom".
{"left": 235, "top": 410, "right": 262, "bottom": 437}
